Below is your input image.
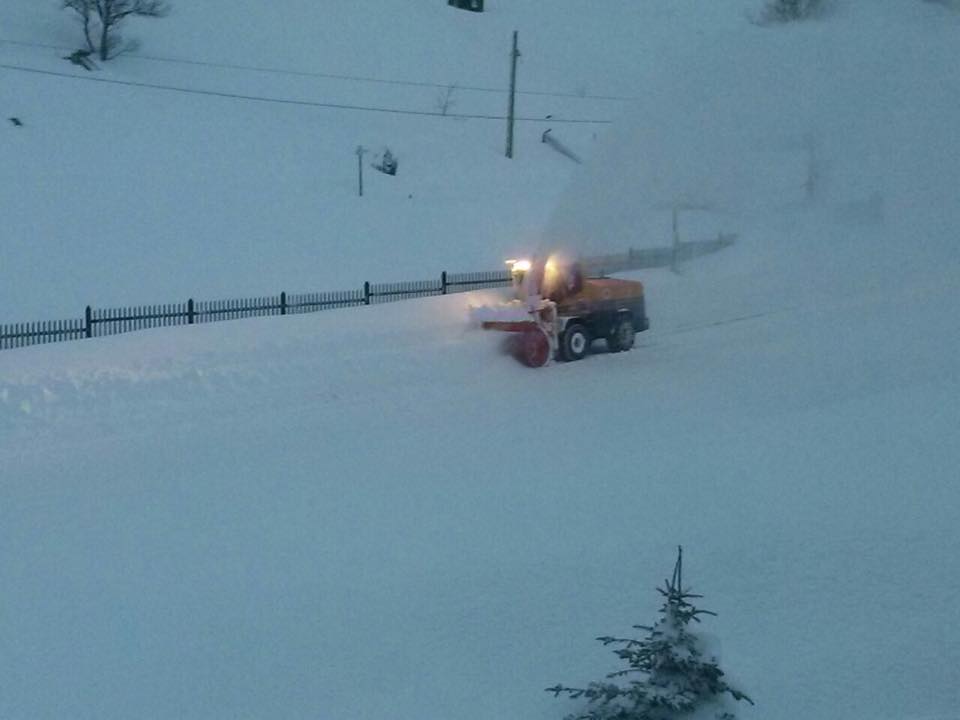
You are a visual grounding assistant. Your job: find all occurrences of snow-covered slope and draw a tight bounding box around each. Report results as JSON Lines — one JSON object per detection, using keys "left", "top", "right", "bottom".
{"left": 1, "top": 0, "right": 651, "bottom": 320}
{"left": 3, "top": 247, "right": 959, "bottom": 720}
{"left": 2, "top": 2, "right": 960, "bottom": 720}
{"left": 549, "top": 1, "right": 960, "bottom": 263}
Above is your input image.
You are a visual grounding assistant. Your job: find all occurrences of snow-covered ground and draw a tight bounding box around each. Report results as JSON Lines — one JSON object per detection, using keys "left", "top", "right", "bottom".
{"left": 1, "top": 0, "right": 658, "bottom": 320}
{"left": 2, "top": 1, "right": 960, "bottom": 719}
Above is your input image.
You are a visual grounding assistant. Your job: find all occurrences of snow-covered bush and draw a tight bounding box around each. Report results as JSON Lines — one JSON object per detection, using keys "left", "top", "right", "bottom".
{"left": 547, "top": 548, "right": 753, "bottom": 720}
{"left": 760, "top": 0, "right": 823, "bottom": 23}
{"left": 372, "top": 148, "right": 398, "bottom": 176}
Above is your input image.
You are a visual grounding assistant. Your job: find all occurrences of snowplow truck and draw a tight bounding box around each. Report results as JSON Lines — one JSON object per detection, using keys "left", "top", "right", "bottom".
{"left": 478, "top": 257, "right": 649, "bottom": 367}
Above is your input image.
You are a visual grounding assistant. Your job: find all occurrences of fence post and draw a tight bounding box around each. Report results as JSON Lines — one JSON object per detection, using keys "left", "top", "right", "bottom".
{"left": 85, "top": 306, "right": 92, "bottom": 338}
{"left": 188, "top": 298, "right": 195, "bottom": 324}
{"left": 441, "top": 271, "right": 448, "bottom": 295}
{"left": 364, "top": 281, "right": 371, "bottom": 305}
{"left": 671, "top": 206, "right": 680, "bottom": 274}
{"left": 280, "top": 291, "right": 287, "bottom": 315}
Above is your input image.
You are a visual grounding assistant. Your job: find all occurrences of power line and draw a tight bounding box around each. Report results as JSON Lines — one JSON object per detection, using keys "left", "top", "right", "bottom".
{"left": 0, "top": 36, "right": 639, "bottom": 102}
{"left": 0, "top": 61, "right": 613, "bottom": 124}
{"left": 134, "top": 52, "right": 638, "bottom": 102}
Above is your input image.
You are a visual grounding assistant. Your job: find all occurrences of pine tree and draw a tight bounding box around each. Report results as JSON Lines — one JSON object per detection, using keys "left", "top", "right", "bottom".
{"left": 546, "top": 547, "right": 753, "bottom": 720}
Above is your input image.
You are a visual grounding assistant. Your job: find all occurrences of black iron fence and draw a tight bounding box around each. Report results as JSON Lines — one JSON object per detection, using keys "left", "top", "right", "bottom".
{"left": 0, "top": 270, "right": 511, "bottom": 351}
{"left": 0, "top": 237, "right": 735, "bottom": 352}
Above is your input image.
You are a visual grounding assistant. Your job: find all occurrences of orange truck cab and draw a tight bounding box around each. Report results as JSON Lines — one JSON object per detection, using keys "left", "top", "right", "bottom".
{"left": 548, "top": 272, "right": 649, "bottom": 361}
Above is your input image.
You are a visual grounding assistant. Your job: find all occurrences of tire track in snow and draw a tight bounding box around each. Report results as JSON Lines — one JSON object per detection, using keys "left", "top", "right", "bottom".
{"left": 0, "top": 302, "right": 797, "bottom": 439}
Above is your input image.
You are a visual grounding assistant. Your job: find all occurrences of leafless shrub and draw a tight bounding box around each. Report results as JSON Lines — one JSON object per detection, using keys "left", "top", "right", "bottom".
{"left": 62, "top": 0, "right": 169, "bottom": 61}
{"left": 759, "top": 0, "right": 825, "bottom": 23}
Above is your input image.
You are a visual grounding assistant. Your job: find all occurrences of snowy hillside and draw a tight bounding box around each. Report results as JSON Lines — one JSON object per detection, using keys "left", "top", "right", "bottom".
{"left": 3, "top": 2, "right": 960, "bottom": 720}
{"left": 1, "top": 0, "right": 658, "bottom": 320}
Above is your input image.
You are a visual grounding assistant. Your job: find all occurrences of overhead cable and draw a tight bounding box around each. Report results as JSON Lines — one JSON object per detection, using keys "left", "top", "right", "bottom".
{"left": 0, "top": 61, "right": 613, "bottom": 124}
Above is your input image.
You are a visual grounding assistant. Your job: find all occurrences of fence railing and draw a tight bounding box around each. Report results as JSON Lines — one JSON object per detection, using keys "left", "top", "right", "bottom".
{"left": 0, "top": 237, "right": 734, "bottom": 352}
{"left": 0, "top": 269, "right": 512, "bottom": 351}
{"left": 582, "top": 233, "right": 736, "bottom": 276}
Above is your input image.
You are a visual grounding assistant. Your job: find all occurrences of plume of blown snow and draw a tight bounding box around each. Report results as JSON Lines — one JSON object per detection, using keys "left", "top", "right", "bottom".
{"left": 544, "top": 2, "right": 960, "bottom": 263}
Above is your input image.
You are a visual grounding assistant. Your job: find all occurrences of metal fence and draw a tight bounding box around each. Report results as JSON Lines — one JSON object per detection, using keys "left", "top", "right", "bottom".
{"left": 0, "top": 270, "right": 512, "bottom": 351}
{"left": 0, "top": 237, "right": 734, "bottom": 352}
{"left": 582, "top": 233, "right": 736, "bottom": 276}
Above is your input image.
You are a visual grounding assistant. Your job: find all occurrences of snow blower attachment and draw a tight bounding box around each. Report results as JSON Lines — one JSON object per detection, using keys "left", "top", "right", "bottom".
{"left": 473, "top": 256, "right": 649, "bottom": 367}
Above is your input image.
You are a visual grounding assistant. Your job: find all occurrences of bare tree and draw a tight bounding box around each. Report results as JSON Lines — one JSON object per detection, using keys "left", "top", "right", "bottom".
{"left": 759, "top": 0, "right": 824, "bottom": 23}
{"left": 63, "top": 0, "right": 95, "bottom": 53}
{"left": 62, "top": 0, "right": 169, "bottom": 61}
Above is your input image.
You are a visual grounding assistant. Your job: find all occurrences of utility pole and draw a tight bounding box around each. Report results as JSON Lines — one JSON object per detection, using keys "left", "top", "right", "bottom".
{"left": 505, "top": 31, "right": 520, "bottom": 159}
{"left": 356, "top": 145, "right": 366, "bottom": 197}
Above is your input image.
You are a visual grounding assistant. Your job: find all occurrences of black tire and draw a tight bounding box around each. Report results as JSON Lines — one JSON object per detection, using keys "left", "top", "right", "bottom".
{"left": 607, "top": 315, "right": 635, "bottom": 353}
{"left": 561, "top": 323, "right": 590, "bottom": 362}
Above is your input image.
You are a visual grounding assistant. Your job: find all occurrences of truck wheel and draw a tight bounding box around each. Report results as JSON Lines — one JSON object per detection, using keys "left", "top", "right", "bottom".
{"left": 561, "top": 323, "right": 590, "bottom": 362}
{"left": 608, "top": 315, "right": 635, "bottom": 353}
{"left": 519, "top": 326, "right": 551, "bottom": 368}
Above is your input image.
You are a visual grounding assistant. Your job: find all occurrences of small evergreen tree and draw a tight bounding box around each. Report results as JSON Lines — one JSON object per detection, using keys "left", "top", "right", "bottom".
{"left": 547, "top": 547, "right": 753, "bottom": 720}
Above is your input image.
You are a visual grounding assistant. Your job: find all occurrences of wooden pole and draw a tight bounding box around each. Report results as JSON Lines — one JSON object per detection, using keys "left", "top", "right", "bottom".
{"left": 356, "top": 145, "right": 366, "bottom": 197}
{"left": 505, "top": 31, "right": 520, "bottom": 159}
